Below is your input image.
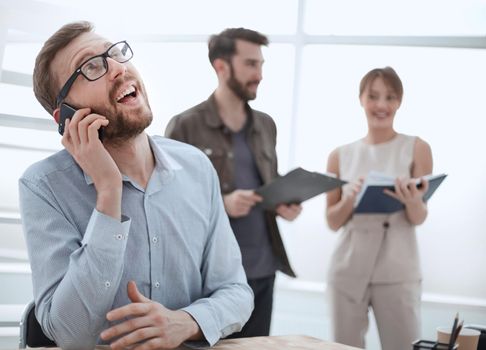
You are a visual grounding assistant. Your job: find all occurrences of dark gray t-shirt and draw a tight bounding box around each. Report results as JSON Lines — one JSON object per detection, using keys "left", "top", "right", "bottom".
{"left": 229, "top": 126, "right": 277, "bottom": 279}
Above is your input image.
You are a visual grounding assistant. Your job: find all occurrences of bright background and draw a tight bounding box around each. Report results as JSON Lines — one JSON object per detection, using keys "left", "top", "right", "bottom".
{"left": 1, "top": 0, "right": 486, "bottom": 348}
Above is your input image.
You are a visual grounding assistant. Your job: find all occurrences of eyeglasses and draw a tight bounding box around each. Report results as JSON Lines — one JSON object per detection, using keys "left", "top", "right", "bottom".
{"left": 56, "top": 40, "right": 133, "bottom": 106}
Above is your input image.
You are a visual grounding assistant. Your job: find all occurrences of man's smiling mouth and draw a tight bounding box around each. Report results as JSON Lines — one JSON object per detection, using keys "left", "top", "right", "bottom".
{"left": 116, "top": 85, "right": 137, "bottom": 103}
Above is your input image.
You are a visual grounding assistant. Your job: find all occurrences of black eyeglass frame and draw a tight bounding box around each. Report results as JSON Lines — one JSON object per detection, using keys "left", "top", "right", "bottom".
{"left": 55, "top": 40, "right": 133, "bottom": 107}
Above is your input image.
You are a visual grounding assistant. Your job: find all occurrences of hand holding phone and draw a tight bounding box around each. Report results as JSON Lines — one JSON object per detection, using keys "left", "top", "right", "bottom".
{"left": 58, "top": 103, "right": 104, "bottom": 141}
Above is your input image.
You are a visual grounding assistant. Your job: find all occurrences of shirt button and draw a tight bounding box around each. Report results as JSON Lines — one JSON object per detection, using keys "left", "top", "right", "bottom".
{"left": 204, "top": 148, "right": 213, "bottom": 156}
{"left": 114, "top": 233, "right": 123, "bottom": 240}
{"left": 154, "top": 282, "right": 160, "bottom": 288}
{"left": 104, "top": 281, "right": 111, "bottom": 288}
{"left": 227, "top": 151, "right": 234, "bottom": 159}
{"left": 383, "top": 221, "right": 390, "bottom": 229}
{"left": 152, "top": 236, "right": 158, "bottom": 244}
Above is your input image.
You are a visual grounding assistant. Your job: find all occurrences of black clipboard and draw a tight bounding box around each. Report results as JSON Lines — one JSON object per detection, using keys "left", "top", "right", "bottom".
{"left": 255, "top": 167, "right": 346, "bottom": 210}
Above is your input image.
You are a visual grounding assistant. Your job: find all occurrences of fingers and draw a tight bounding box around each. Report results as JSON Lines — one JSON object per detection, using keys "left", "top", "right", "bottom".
{"left": 63, "top": 108, "right": 89, "bottom": 146}
{"left": 109, "top": 326, "right": 161, "bottom": 350}
{"left": 395, "top": 177, "right": 418, "bottom": 198}
{"left": 128, "top": 281, "right": 150, "bottom": 303}
{"left": 238, "top": 190, "right": 262, "bottom": 205}
{"left": 87, "top": 118, "right": 109, "bottom": 142}
{"left": 386, "top": 177, "right": 428, "bottom": 205}
{"left": 276, "top": 203, "right": 302, "bottom": 221}
{"left": 419, "top": 178, "right": 429, "bottom": 194}
{"left": 224, "top": 190, "right": 263, "bottom": 217}
{"left": 77, "top": 114, "right": 107, "bottom": 144}
{"left": 74, "top": 116, "right": 108, "bottom": 145}
{"left": 132, "top": 336, "right": 181, "bottom": 350}
{"left": 61, "top": 117, "right": 75, "bottom": 149}
{"left": 352, "top": 182, "right": 363, "bottom": 195}
{"left": 107, "top": 302, "right": 151, "bottom": 323}
{"left": 106, "top": 282, "right": 152, "bottom": 323}
{"left": 63, "top": 108, "right": 106, "bottom": 146}
{"left": 100, "top": 315, "right": 153, "bottom": 342}
{"left": 285, "top": 204, "right": 302, "bottom": 215}
{"left": 394, "top": 177, "right": 409, "bottom": 198}
{"left": 238, "top": 195, "right": 258, "bottom": 207}
{"left": 250, "top": 192, "right": 263, "bottom": 203}
{"left": 102, "top": 299, "right": 180, "bottom": 350}
{"left": 383, "top": 188, "right": 400, "bottom": 200}
{"left": 342, "top": 181, "right": 362, "bottom": 201}
{"left": 132, "top": 337, "right": 165, "bottom": 350}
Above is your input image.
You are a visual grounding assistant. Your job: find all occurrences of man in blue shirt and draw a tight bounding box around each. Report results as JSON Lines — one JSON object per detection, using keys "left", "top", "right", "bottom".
{"left": 19, "top": 21, "right": 253, "bottom": 350}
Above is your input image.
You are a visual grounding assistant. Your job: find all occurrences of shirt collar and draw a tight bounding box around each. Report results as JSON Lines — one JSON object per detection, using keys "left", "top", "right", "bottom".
{"left": 148, "top": 135, "right": 182, "bottom": 173}
{"left": 204, "top": 92, "right": 261, "bottom": 134}
{"left": 83, "top": 135, "right": 182, "bottom": 186}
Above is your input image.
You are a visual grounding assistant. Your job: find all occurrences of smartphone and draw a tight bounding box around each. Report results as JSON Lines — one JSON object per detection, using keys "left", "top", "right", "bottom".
{"left": 58, "top": 103, "right": 104, "bottom": 141}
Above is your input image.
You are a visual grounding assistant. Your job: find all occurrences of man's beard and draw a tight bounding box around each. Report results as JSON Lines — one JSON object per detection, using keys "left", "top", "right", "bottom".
{"left": 94, "top": 76, "right": 153, "bottom": 144}
{"left": 227, "top": 63, "right": 259, "bottom": 102}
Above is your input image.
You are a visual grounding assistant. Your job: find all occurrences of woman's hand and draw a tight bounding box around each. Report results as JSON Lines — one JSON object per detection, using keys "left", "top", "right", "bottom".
{"left": 341, "top": 177, "right": 365, "bottom": 204}
{"left": 384, "top": 176, "right": 429, "bottom": 207}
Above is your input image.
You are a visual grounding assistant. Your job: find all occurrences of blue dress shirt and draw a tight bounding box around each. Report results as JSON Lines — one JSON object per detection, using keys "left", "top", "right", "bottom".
{"left": 18, "top": 135, "right": 253, "bottom": 349}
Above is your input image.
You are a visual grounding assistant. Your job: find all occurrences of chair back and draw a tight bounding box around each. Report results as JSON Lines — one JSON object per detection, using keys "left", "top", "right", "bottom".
{"left": 19, "top": 301, "right": 57, "bottom": 348}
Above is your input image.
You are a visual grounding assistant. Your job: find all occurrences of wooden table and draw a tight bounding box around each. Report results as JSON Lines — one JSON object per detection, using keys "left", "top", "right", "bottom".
{"left": 203, "top": 335, "right": 363, "bottom": 349}
{"left": 31, "top": 335, "right": 362, "bottom": 349}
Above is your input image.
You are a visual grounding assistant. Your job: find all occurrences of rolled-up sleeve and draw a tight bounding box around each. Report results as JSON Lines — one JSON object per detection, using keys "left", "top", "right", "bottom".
{"left": 19, "top": 177, "right": 130, "bottom": 350}
{"left": 181, "top": 165, "right": 254, "bottom": 345}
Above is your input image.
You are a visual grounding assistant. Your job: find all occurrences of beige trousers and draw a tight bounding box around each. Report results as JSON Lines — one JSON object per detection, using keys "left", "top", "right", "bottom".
{"left": 329, "top": 282, "right": 421, "bottom": 350}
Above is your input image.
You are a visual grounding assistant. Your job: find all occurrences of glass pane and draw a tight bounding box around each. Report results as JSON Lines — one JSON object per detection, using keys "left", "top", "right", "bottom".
{"left": 0, "top": 126, "right": 60, "bottom": 151}
{"left": 2, "top": 43, "right": 42, "bottom": 74}
{"left": 39, "top": 0, "right": 298, "bottom": 35}
{"left": 296, "top": 44, "right": 486, "bottom": 174}
{"left": 0, "top": 148, "right": 55, "bottom": 211}
{"left": 305, "top": 0, "right": 486, "bottom": 36}
{"left": 0, "top": 83, "right": 52, "bottom": 119}
{"left": 0, "top": 223, "right": 26, "bottom": 254}
{"left": 131, "top": 42, "right": 216, "bottom": 137}
{"left": 251, "top": 44, "right": 295, "bottom": 173}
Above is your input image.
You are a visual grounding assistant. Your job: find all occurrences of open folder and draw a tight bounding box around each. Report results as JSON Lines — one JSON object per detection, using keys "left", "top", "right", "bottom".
{"left": 354, "top": 171, "right": 447, "bottom": 214}
{"left": 255, "top": 167, "right": 346, "bottom": 210}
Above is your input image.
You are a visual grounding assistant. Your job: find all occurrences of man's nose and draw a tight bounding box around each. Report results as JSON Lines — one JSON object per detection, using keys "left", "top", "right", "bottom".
{"left": 255, "top": 67, "right": 263, "bottom": 81}
{"left": 106, "top": 57, "right": 127, "bottom": 80}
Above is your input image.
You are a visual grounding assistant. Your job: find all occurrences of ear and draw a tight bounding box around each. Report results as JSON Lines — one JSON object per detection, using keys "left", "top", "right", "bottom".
{"left": 53, "top": 107, "right": 60, "bottom": 124}
{"left": 213, "top": 58, "right": 229, "bottom": 77}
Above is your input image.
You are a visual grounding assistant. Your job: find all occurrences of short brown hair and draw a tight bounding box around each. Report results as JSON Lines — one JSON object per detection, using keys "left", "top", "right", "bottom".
{"left": 33, "top": 21, "right": 94, "bottom": 115}
{"left": 359, "top": 66, "right": 403, "bottom": 103}
{"left": 208, "top": 27, "right": 268, "bottom": 65}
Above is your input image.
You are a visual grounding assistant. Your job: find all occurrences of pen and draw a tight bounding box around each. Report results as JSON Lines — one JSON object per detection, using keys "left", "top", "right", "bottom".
{"left": 450, "top": 320, "right": 463, "bottom": 349}
{"left": 448, "top": 313, "right": 459, "bottom": 350}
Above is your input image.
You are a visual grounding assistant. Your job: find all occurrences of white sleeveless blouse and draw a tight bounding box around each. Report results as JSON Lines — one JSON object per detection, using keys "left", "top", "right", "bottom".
{"left": 327, "top": 133, "right": 422, "bottom": 302}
